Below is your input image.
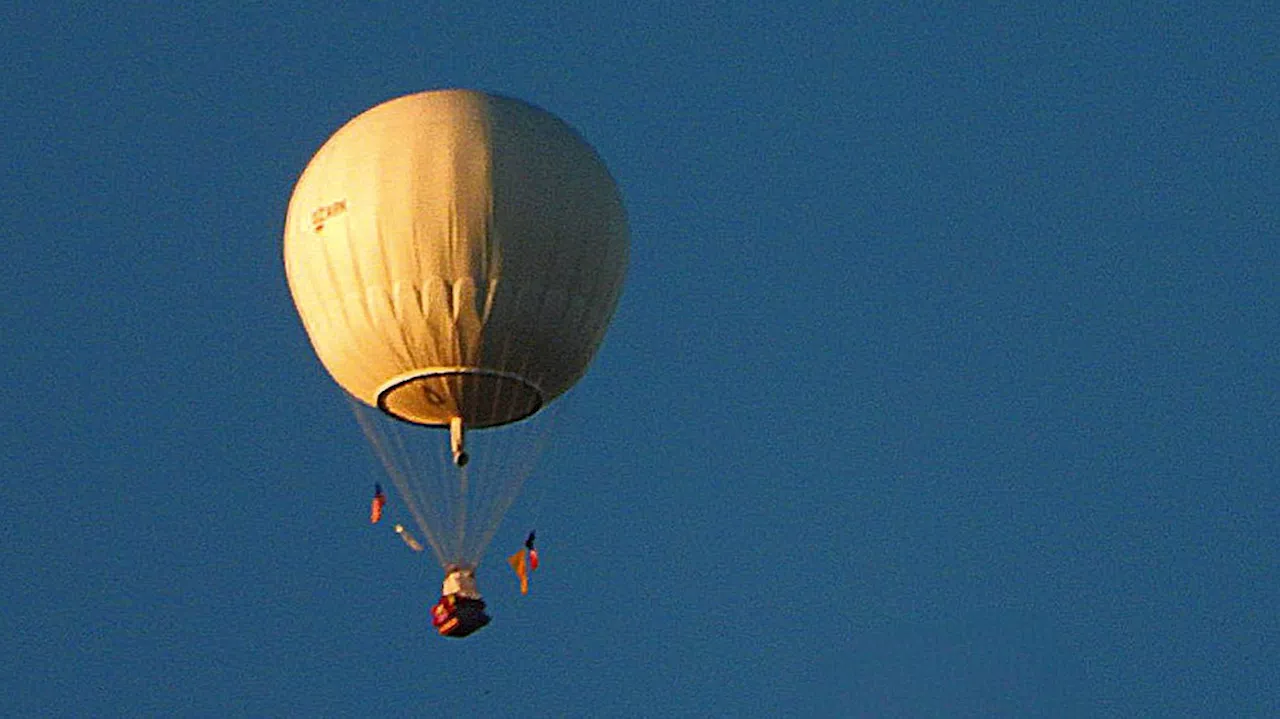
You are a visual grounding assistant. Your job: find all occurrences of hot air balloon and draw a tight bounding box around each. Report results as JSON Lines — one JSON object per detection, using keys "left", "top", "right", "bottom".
{"left": 284, "top": 89, "right": 627, "bottom": 636}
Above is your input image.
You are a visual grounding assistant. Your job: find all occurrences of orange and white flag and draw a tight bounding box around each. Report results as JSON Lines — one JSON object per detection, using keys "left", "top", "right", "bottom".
{"left": 508, "top": 550, "right": 529, "bottom": 594}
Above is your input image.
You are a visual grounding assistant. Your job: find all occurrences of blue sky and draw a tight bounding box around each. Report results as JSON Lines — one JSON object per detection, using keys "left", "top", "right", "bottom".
{"left": 3, "top": 3, "right": 1276, "bottom": 716}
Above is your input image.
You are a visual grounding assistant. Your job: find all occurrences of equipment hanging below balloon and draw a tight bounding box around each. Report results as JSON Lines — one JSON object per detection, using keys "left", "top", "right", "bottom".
{"left": 370, "top": 483, "right": 386, "bottom": 524}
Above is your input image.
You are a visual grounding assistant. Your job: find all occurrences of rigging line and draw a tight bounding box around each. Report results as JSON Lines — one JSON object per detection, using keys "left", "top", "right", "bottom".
{"left": 396, "top": 411, "right": 454, "bottom": 563}
{"left": 428, "top": 423, "right": 461, "bottom": 565}
{"left": 522, "top": 402, "right": 563, "bottom": 531}
{"left": 357, "top": 396, "right": 458, "bottom": 566}
{"left": 404, "top": 409, "right": 459, "bottom": 564}
{"left": 411, "top": 410, "right": 451, "bottom": 525}
{"left": 456, "top": 459, "right": 469, "bottom": 565}
{"left": 348, "top": 396, "right": 447, "bottom": 565}
{"left": 471, "top": 406, "right": 560, "bottom": 562}
{"left": 379, "top": 407, "right": 442, "bottom": 551}
{"left": 357, "top": 406, "right": 448, "bottom": 566}
{"left": 411, "top": 417, "right": 460, "bottom": 565}
{"left": 462, "top": 420, "right": 512, "bottom": 563}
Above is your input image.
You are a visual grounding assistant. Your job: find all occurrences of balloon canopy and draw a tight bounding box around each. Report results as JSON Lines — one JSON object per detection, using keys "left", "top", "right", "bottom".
{"left": 284, "top": 89, "right": 628, "bottom": 429}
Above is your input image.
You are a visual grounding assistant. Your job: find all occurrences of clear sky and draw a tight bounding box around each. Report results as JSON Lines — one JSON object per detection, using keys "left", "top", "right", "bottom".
{"left": 3, "top": 3, "right": 1276, "bottom": 716}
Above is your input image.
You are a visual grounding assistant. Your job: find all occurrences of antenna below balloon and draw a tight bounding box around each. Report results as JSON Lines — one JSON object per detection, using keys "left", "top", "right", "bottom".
{"left": 450, "top": 416, "right": 469, "bottom": 467}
